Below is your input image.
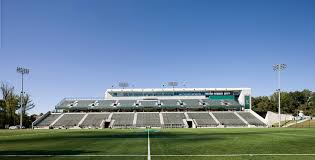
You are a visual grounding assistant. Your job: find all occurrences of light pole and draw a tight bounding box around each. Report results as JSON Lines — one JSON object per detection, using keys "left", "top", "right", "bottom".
{"left": 16, "top": 67, "right": 30, "bottom": 129}
{"left": 273, "top": 64, "right": 287, "bottom": 127}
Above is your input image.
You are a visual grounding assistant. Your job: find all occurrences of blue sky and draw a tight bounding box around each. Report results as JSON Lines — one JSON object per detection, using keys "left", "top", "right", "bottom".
{"left": 0, "top": 0, "right": 314, "bottom": 114}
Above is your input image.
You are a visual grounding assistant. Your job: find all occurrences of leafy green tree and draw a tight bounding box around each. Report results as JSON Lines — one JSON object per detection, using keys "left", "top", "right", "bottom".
{"left": 0, "top": 82, "right": 36, "bottom": 128}
{"left": 1, "top": 83, "right": 19, "bottom": 126}
{"left": 253, "top": 89, "right": 314, "bottom": 116}
{"left": 0, "top": 100, "right": 5, "bottom": 128}
{"left": 309, "top": 92, "right": 315, "bottom": 116}
{"left": 252, "top": 96, "right": 276, "bottom": 113}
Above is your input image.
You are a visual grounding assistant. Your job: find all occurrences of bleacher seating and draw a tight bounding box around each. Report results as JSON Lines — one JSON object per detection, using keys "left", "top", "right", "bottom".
{"left": 136, "top": 113, "right": 161, "bottom": 127}
{"left": 181, "top": 99, "right": 202, "bottom": 108}
{"left": 118, "top": 100, "right": 137, "bottom": 107}
{"left": 80, "top": 113, "right": 110, "bottom": 128}
{"left": 203, "top": 99, "right": 221, "bottom": 106}
{"left": 56, "top": 98, "right": 242, "bottom": 110}
{"left": 53, "top": 114, "right": 85, "bottom": 128}
{"left": 187, "top": 112, "right": 218, "bottom": 127}
{"left": 212, "top": 112, "right": 246, "bottom": 126}
{"left": 95, "top": 100, "right": 116, "bottom": 108}
{"left": 160, "top": 100, "right": 179, "bottom": 108}
{"left": 56, "top": 100, "right": 75, "bottom": 109}
{"left": 111, "top": 113, "right": 134, "bottom": 128}
{"left": 140, "top": 100, "right": 158, "bottom": 107}
{"left": 162, "top": 112, "right": 186, "bottom": 128}
{"left": 224, "top": 100, "right": 241, "bottom": 107}
{"left": 35, "top": 114, "right": 61, "bottom": 127}
{"left": 71, "top": 100, "right": 96, "bottom": 109}
{"left": 35, "top": 111, "right": 266, "bottom": 129}
{"left": 237, "top": 112, "right": 266, "bottom": 126}
{"left": 201, "top": 99, "right": 241, "bottom": 108}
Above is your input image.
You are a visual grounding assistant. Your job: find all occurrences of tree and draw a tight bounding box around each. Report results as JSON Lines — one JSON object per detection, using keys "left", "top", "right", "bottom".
{"left": 0, "top": 99, "right": 4, "bottom": 111}
{"left": 0, "top": 82, "right": 36, "bottom": 128}
{"left": 309, "top": 92, "right": 315, "bottom": 116}
{"left": 252, "top": 96, "right": 276, "bottom": 113}
{"left": 0, "top": 99, "right": 5, "bottom": 128}
{"left": 1, "top": 83, "right": 19, "bottom": 126}
{"left": 252, "top": 89, "right": 315, "bottom": 116}
{"left": 16, "top": 94, "right": 36, "bottom": 114}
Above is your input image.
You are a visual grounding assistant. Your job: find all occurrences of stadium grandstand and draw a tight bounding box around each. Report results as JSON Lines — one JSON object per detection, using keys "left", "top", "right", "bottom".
{"left": 32, "top": 88, "right": 267, "bottom": 129}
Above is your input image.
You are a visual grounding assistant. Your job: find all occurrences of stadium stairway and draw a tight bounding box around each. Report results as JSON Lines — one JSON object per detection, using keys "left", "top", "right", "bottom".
{"left": 133, "top": 112, "right": 137, "bottom": 127}
{"left": 209, "top": 112, "right": 221, "bottom": 126}
{"left": 159, "top": 112, "right": 164, "bottom": 126}
{"left": 234, "top": 112, "right": 250, "bottom": 126}
{"left": 78, "top": 114, "right": 89, "bottom": 126}
{"left": 50, "top": 114, "right": 64, "bottom": 127}
{"left": 212, "top": 112, "right": 247, "bottom": 127}
{"left": 32, "top": 112, "right": 60, "bottom": 129}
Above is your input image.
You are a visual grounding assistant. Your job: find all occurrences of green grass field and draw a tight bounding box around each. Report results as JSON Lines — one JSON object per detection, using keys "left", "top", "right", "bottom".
{"left": 1, "top": 128, "right": 315, "bottom": 160}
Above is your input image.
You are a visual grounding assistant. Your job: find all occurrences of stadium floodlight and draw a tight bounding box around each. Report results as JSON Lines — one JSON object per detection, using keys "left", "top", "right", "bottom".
{"left": 182, "top": 81, "right": 187, "bottom": 87}
{"left": 16, "top": 67, "right": 30, "bottom": 129}
{"left": 118, "top": 82, "right": 129, "bottom": 89}
{"left": 273, "top": 64, "right": 287, "bottom": 128}
{"left": 168, "top": 81, "right": 178, "bottom": 96}
{"left": 167, "top": 81, "right": 178, "bottom": 88}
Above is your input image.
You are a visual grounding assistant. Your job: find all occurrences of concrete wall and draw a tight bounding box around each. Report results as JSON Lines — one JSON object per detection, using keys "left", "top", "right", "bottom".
{"left": 265, "top": 111, "right": 294, "bottom": 126}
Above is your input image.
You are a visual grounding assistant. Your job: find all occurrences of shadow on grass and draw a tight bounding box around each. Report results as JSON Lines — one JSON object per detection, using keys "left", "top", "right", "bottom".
{"left": 0, "top": 150, "right": 97, "bottom": 155}
{"left": 0, "top": 156, "right": 147, "bottom": 160}
{"left": 0, "top": 131, "right": 148, "bottom": 143}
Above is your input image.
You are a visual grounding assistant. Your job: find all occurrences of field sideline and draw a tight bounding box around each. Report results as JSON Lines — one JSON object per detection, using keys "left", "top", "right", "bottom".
{"left": 1, "top": 128, "right": 315, "bottom": 160}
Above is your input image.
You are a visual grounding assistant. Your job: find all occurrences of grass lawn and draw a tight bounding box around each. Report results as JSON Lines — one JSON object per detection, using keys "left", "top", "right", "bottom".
{"left": 1, "top": 128, "right": 315, "bottom": 160}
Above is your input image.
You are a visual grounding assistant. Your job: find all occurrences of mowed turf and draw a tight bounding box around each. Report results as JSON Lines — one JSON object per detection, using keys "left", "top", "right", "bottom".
{"left": 0, "top": 129, "right": 148, "bottom": 160}
{"left": 1, "top": 128, "right": 315, "bottom": 160}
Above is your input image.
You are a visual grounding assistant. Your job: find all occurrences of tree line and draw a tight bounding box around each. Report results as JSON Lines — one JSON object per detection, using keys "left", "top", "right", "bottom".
{"left": 252, "top": 89, "right": 315, "bottom": 116}
{"left": 0, "top": 83, "right": 37, "bottom": 129}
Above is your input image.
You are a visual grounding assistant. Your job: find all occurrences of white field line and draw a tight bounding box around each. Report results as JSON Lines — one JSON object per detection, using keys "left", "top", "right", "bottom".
{"left": 1, "top": 154, "right": 315, "bottom": 157}
{"left": 147, "top": 129, "right": 151, "bottom": 160}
